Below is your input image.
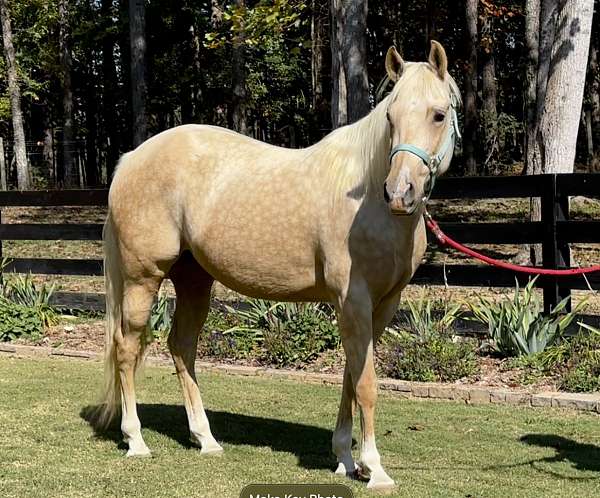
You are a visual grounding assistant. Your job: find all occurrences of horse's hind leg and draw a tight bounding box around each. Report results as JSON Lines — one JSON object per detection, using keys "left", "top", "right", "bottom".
{"left": 118, "top": 276, "right": 161, "bottom": 457}
{"left": 168, "top": 252, "right": 223, "bottom": 454}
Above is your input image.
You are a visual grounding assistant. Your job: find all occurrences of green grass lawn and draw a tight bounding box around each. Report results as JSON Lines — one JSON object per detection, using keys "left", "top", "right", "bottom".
{"left": 0, "top": 357, "right": 599, "bottom": 498}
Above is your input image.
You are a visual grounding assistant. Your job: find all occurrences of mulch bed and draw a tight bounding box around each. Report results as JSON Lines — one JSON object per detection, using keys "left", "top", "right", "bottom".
{"left": 14, "top": 318, "right": 561, "bottom": 394}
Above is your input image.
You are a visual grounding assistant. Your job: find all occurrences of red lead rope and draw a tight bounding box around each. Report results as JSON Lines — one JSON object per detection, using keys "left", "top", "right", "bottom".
{"left": 424, "top": 211, "right": 600, "bottom": 276}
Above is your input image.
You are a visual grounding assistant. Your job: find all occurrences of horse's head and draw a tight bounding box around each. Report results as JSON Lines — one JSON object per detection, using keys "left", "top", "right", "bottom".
{"left": 383, "top": 41, "right": 461, "bottom": 216}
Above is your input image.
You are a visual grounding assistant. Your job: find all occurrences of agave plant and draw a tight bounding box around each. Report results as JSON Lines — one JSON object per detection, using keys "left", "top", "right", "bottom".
{"left": 468, "top": 278, "right": 586, "bottom": 357}
{"left": 403, "top": 293, "right": 462, "bottom": 340}
{"left": 1, "top": 273, "right": 58, "bottom": 327}
{"left": 149, "top": 290, "right": 173, "bottom": 338}
{"left": 223, "top": 299, "right": 339, "bottom": 365}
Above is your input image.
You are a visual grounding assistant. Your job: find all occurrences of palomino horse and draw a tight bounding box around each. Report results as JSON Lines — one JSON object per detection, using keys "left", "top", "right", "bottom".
{"left": 98, "top": 41, "right": 461, "bottom": 491}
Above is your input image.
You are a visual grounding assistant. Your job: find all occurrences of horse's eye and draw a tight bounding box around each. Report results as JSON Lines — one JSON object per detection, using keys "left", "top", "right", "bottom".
{"left": 433, "top": 112, "right": 446, "bottom": 123}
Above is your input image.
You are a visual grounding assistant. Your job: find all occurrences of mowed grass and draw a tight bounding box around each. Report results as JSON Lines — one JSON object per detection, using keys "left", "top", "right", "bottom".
{"left": 0, "top": 357, "right": 599, "bottom": 498}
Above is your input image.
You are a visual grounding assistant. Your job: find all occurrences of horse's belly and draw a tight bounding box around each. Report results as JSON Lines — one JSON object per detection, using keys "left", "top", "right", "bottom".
{"left": 188, "top": 221, "right": 328, "bottom": 302}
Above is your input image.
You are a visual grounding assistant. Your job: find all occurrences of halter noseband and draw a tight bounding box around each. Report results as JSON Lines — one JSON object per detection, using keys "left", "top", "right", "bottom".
{"left": 388, "top": 97, "right": 461, "bottom": 207}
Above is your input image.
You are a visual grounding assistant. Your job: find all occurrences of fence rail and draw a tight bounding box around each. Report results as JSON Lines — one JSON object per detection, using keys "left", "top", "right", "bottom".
{"left": 0, "top": 173, "right": 599, "bottom": 312}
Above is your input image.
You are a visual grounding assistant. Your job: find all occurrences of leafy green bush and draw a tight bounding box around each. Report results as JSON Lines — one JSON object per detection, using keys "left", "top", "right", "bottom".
{"left": 403, "top": 294, "right": 462, "bottom": 339}
{"left": 557, "top": 324, "right": 600, "bottom": 392}
{"left": 198, "top": 309, "right": 255, "bottom": 361}
{"left": 468, "top": 278, "right": 584, "bottom": 357}
{"left": 378, "top": 330, "right": 478, "bottom": 382}
{"left": 0, "top": 269, "right": 58, "bottom": 341}
{"left": 1, "top": 273, "right": 58, "bottom": 328}
{"left": 0, "top": 297, "right": 45, "bottom": 342}
{"left": 226, "top": 299, "right": 339, "bottom": 367}
{"left": 506, "top": 323, "right": 600, "bottom": 392}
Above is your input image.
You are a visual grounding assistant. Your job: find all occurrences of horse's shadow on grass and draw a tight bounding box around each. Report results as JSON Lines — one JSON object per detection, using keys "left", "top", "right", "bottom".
{"left": 480, "top": 434, "right": 600, "bottom": 480}
{"left": 519, "top": 434, "right": 600, "bottom": 475}
{"left": 81, "top": 404, "right": 338, "bottom": 471}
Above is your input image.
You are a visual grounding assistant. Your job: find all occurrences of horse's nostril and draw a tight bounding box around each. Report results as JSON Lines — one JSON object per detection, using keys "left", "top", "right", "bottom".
{"left": 383, "top": 182, "right": 391, "bottom": 203}
{"left": 407, "top": 182, "right": 414, "bottom": 192}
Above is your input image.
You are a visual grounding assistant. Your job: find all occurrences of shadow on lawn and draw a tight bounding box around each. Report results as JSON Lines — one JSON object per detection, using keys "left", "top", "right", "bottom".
{"left": 519, "top": 434, "right": 600, "bottom": 475}
{"left": 482, "top": 434, "right": 600, "bottom": 480}
{"left": 81, "top": 404, "right": 336, "bottom": 471}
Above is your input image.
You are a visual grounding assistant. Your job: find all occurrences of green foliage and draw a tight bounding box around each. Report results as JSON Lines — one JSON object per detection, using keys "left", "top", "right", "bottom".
{"left": 378, "top": 330, "right": 478, "bottom": 383}
{"left": 468, "top": 278, "right": 585, "bottom": 357}
{"left": 198, "top": 308, "right": 255, "bottom": 361}
{"left": 0, "top": 297, "right": 44, "bottom": 342}
{"left": 0, "top": 272, "right": 58, "bottom": 329}
{"left": 205, "top": 0, "right": 307, "bottom": 49}
{"left": 225, "top": 299, "right": 339, "bottom": 367}
{"left": 506, "top": 323, "right": 600, "bottom": 392}
{"left": 558, "top": 324, "right": 600, "bottom": 393}
{"left": 0, "top": 264, "right": 57, "bottom": 341}
{"left": 403, "top": 294, "right": 462, "bottom": 339}
{"left": 149, "top": 290, "right": 172, "bottom": 340}
{"left": 379, "top": 295, "right": 476, "bottom": 382}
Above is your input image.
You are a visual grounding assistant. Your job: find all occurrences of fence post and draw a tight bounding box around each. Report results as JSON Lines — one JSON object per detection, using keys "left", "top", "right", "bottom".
{"left": 541, "top": 174, "right": 571, "bottom": 313}
{"left": 0, "top": 137, "right": 6, "bottom": 191}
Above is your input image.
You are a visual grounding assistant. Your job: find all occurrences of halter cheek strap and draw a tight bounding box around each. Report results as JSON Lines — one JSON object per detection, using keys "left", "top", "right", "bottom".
{"left": 388, "top": 104, "right": 461, "bottom": 204}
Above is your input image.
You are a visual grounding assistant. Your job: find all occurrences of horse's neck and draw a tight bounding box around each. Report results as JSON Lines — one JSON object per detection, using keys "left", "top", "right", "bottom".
{"left": 315, "top": 98, "right": 391, "bottom": 199}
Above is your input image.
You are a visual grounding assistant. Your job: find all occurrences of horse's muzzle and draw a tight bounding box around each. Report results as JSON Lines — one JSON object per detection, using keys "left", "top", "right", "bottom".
{"left": 384, "top": 181, "right": 417, "bottom": 215}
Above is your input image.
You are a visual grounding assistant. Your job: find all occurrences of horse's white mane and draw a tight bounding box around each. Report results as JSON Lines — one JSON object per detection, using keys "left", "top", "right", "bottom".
{"left": 305, "top": 63, "right": 461, "bottom": 200}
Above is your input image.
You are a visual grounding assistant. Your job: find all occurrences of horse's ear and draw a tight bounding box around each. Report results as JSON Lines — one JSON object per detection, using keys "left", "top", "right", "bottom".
{"left": 428, "top": 40, "right": 448, "bottom": 79}
{"left": 385, "top": 46, "right": 404, "bottom": 82}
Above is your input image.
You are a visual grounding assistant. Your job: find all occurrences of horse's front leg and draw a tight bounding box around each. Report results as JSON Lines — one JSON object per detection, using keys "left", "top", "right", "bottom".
{"left": 335, "top": 288, "right": 395, "bottom": 491}
{"left": 332, "top": 363, "right": 356, "bottom": 476}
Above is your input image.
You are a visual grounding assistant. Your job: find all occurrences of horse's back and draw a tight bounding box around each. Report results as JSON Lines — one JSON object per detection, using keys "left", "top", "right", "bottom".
{"left": 108, "top": 124, "right": 332, "bottom": 300}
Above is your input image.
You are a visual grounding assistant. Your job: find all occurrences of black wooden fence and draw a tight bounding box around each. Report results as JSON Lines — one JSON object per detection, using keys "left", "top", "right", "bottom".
{"left": 0, "top": 173, "right": 598, "bottom": 312}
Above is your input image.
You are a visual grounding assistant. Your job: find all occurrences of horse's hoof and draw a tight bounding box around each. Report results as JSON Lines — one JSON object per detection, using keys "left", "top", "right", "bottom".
{"left": 126, "top": 446, "right": 152, "bottom": 458}
{"left": 366, "top": 473, "right": 396, "bottom": 493}
{"left": 200, "top": 443, "right": 224, "bottom": 456}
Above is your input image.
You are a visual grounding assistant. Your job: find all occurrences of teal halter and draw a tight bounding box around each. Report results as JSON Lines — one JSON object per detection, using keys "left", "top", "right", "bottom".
{"left": 388, "top": 100, "right": 461, "bottom": 205}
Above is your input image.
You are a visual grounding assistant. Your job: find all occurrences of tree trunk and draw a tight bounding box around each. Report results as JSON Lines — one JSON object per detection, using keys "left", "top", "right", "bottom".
{"left": 58, "top": 0, "right": 76, "bottom": 188}
{"left": 481, "top": 14, "right": 498, "bottom": 172}
{"left": 102, "top": 0, "right": 120, "bottom": 182}
{"left": 539, "top": 0, "right": 594, "bottom": 174}
{"left": 587, "top": 24, "right": 599, "bottom": 159}
{"left": 464, "top": 0, "right": 478, "bottom": 175}
{"left": 129, "top": 0, "right": 147, "bottom": 147}
{"left": 230, "top": 0, "right": 249, "bottom": 135}
{"left": 85, "top": 59, "right": 99, "bottom": 187}
{"left": 331, "top": 0, "right": 368, "bottom": 128}
{"left": 342, "top": 0, "right": 369, "bottom": 123}
{"left": 330, "top": 0, "right": 347, "bottom": 128}
{"left": 0, "top": 0, "right": 29, "bottom": 190}
{"left": 525, "top": 0, "right": 540, "bottom": 175}
{"left": 189, "top": 22, "right": 204, "bottom": 122}
{"left": 42, "top": 111, "right": 55, "bottom": 186}
{"left": 311, "top": 0, "right": 326, "bottom": 113}
{"left": 584, "top": 108, "right": 594, "bottom": 164}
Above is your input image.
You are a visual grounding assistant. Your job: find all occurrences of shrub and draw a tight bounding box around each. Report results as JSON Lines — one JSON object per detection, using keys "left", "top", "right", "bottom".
{"left": 0, "top": 297, "right": 45, "bottom": 342}
{"left": 198, "top": 308, "right": 255, "bottom": 361}
{"left": 403, "top": 294, "right": 462, "bottom": 339}
{"left": 226, "top": 299, "right": 339, "bottom": 367}
{"left": 468, "top": 278, "right": 585, "bottom": 357}
{"left": 506, "top": 323, "right": 600, "bottom": 392}
{"left": 558, "top": 324, "right": 600, "bottom": 392}
{"left": 0, "top": 269, "right": 58, "bottom": 341}
{"left": 378, "top": 330, "right": 478, "bottom": 382}
{"left": 1, "top": 273, "right": 58, "bottom": 328}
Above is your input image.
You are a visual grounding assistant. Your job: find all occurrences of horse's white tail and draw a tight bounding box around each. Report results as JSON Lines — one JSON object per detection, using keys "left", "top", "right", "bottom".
{"left": 97, "top": 213, "right": 123, "bottom": 428}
